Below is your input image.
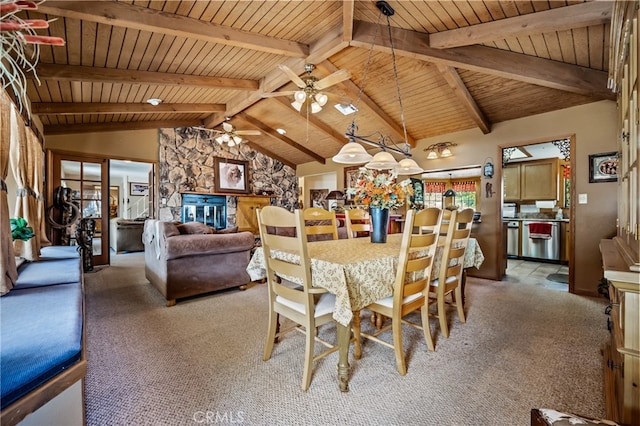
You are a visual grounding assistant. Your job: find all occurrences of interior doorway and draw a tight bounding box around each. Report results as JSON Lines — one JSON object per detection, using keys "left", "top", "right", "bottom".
{"left": 500, "top": 136, "right": 575, "bottom": 293}
{"left": 108, "top": 160, "right": 153, "bottom": 220}
{"left": 48, "top": 151, "right": 109, "bottom": 266}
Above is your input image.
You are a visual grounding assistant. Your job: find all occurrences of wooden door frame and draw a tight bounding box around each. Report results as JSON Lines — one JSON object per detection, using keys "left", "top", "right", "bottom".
{"left": 47, "top": 150, "right": 110, "bottom": 266}
{"left": 498, "top": 134, "right": 576, "bottom": 293}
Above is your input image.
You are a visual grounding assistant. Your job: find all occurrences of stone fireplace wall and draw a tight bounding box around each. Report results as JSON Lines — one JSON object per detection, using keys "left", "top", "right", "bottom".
{"left": 158, "top": 127, "right": 298, "bottom": 225}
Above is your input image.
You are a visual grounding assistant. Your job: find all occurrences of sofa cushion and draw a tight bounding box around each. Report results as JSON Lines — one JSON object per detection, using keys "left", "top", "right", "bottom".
{"left": 0, "top": 282, "right": 83, "bottom": 409}
{"left": 214, "top": 226, "right": 238, "bottom": 234}
{"left": 38, "top": 245, "right": 80, "bottom": 260}
{"left": 165, "top": 232, "right": 255, "bottom": 260}
{"left": 14, "top": 258, "right": 81, "bottom": 289}
{"left": 176, "top": 222, "right": 213, "bottom": 235}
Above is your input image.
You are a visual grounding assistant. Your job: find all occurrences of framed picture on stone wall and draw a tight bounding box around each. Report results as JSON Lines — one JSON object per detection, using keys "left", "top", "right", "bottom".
{"left": 214, "top": 157, "right": 249, "bottom": 194}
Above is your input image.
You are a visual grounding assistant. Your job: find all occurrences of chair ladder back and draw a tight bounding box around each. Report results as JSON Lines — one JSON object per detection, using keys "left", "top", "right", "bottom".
{"left": 257, "top": 207, "right": 313, "bottom": 293}
{"left": 303, "top": 207, "right": 339, "bottom": 240}
{"left": 395, "top": 209, "right": 441, "bottom": 303}
{"left": 345, "top": 208, "right": 371, "bottom": 238}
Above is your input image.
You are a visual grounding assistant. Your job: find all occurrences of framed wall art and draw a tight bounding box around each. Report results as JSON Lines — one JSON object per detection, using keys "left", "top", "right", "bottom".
{"left": 310, "top": 189, "right": 328, "bottom": 210}
{"left": 344, "top": 166, "right": 361, "bottom": 195}
{"left": 588, "top": 152, "right": 618, "bottom": 183}
{"left": 214, "top": 157, "right": 250, "bottom": 194}
{"left": 129, "top": 182, "right": 149, "bottom": 196}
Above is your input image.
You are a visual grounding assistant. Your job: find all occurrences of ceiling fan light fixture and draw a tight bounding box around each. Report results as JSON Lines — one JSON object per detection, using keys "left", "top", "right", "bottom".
{"left": 291, "top": 100, "right": 303, "bottom": 112}
{"left": 397, "top": 158, "right": 423, "bottom": 175}
{"left": 215, "top": 135, "right": 224, "bottom": 144}
{"left": 310, "top": 101, "right": 322, "bottom": 114}
{"left": 365, "top": 151, "right": 399, "bottom": 170}
{"left": 332, "top": 141, "right": 373, "bottom": 164}
{"left": 315, "top": 92, "right": 328, "bottom": 107}
{"left": 233, "top": 135, "right": 243, "bottom": 145}
{"left": 294, "top": 90, "right": 307, "bottom": 103}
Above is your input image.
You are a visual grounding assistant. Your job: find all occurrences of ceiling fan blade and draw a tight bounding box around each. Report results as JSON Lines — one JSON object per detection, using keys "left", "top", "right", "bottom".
{"left": 261, "top": 91, "right": 297, "bottom": 98}
{"left": 278, "top": 64, "right": 306, "bottom": 88}
{"left": 222, "top": 122, "right": 234, "bottom": 132}
{"left": 193, "top": 126, "right": 223, "bottom": 134}
{"left": 314, "top": 69, "right": 350, "bottom": 90}
{"left": 236, "top": 130, "right": 261, "bottom": 136}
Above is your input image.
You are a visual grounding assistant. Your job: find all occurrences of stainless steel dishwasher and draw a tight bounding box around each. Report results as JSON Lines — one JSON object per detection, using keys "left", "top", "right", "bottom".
{"left": 521, "top": 220, "right": 560, "bottom": 261}
{"left": 506, "top": 221, "right": 520, "bottom": 257}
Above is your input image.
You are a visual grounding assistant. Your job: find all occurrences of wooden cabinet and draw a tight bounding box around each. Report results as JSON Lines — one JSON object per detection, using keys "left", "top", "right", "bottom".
{"left": 503, "top": 159, "right": 558, "bottom": 201}
{"left": 520, "top": 159, "right": 558, "bottom": 201}
{"left": 236, "top": 196, "right": 271, "bottom": 234}
{"left": 601, "top": 5, "right": 640, "bottom": 422}
{"left": 600, "top": 239, "right": 640, "bottom": 424}
{"left": 503, "top": 165, "right": 520, "bottom": 201}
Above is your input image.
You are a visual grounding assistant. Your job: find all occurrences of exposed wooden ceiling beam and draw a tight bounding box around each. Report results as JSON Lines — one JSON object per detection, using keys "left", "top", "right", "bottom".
{"left": 343, "top": 0, "right": 354, "bottom": 43}
{"left": 270, "top": 97, "right": 348, "bottom": 146}
{"left": 33, "top": 102, "right": 225, "bottom": 115}
{"left": 43, "top": 119, "right": 202, "bottom": 135}
{"left": 36, "top": 64, "right": 258, "bottom": 90}
{"left": 352, "top": 21, "right": 615, "bottom": 100}
{"left": 37, "top": 1, "right": 308, "bottom": 58}
{"left": 436, "top": 65, "right": 491, "bottom": 134}
{"left": 315, "top": 61, "right": 417, "bottom": 147}
{"left": 236, "top": 112, "right": 326, "bottom": 164}
{"left": 430, "top": 2, "right": 613, "bottom": 49}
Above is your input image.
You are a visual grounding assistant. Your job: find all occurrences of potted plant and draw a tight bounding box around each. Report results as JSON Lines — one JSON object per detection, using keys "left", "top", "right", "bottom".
{"left": 10, "top": 217, "right": 34, "bottom": 242}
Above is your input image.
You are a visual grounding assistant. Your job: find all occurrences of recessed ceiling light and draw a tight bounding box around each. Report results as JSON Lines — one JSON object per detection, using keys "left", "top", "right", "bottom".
{"left": 334, "top": 103, "right": 357, "bottom": 115}
{"left": 276, "top": 128, "right": 286, "bottom": 135}
{"left": 146, "top": 98, "right": 162, "bottom": 106}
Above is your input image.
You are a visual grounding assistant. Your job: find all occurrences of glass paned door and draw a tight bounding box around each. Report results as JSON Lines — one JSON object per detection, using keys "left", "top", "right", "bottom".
{"left": 50, "top": 152, "right": 109, "bottom": 266}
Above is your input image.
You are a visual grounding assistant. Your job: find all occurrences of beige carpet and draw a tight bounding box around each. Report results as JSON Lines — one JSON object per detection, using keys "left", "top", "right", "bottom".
{"left": 84, "top": 253, "right": 609, "bottom": 425}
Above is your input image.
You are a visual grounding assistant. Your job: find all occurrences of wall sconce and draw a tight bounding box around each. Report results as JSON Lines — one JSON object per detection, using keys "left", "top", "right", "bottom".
{"left": 424, "top": 142, "right": 457, "bottom": 159}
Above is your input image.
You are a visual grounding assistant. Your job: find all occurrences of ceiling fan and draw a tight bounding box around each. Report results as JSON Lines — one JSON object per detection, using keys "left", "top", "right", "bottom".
{"left": 197, "top": 119, "right": 260, "bottom": 147}
{"left": 263, "top": 64, "right": 350, "bottom": 113}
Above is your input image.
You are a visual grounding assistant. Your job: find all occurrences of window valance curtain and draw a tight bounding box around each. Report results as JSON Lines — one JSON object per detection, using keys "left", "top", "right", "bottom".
{"left": 425, "top": 182, "right": 446, "bottom": 193}
{"left": 452, "top": 180, "right": 477, "bottom": 193}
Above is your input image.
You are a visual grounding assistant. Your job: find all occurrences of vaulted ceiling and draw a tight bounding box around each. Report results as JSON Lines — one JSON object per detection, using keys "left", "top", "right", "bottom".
{"left": 26, "top": 1, "right": 614, "bottom": 168}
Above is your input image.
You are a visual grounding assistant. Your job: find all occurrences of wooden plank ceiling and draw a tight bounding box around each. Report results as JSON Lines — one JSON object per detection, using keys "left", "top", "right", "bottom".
{"left": 26, "top": 0, "right": 614, "bottom": 167}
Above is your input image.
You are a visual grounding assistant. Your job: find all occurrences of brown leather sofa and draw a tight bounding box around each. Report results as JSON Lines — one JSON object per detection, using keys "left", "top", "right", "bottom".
{"left": 143, "top": 220, "right": 255, "bottom": 306}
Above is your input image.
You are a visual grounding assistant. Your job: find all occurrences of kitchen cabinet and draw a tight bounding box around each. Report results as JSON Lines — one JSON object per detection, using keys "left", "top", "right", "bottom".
{"left": 521, "top": 159, "right": 558, "bottom": 200}
{"left": 503, "top": 159, "right": 559, "bottom": 202}
{"left": 503, "top": 165, "right": 520, "bottom": 201}
{"left": 236, "top": 196, "right": 271, "bottom": 234}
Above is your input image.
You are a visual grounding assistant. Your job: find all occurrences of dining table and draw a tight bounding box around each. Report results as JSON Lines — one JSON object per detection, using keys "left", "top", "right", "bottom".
{"left": 246, "top": 234, "right": 484, "bottom": 392}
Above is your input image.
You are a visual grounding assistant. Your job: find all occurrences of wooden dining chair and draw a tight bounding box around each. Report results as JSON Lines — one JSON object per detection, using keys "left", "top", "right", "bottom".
{"left": 302, "top": 207, "right": 338, "bottom": 241}
{"left": 256, "top": 206, "right": 338, "bottom": 391}
{"left": 354, "top": 207, "right": 442, "bottom": 374}
{"left": 345, "top": 208, "right": 370, "bottom": 239}
{"left": 427, "top": 208, "right": 474, "bottom": 341}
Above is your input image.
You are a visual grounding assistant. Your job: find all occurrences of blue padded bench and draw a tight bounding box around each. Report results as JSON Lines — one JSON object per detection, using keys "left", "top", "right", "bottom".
{"left": 0, "top": 246, "right": 86, "bottom": 426}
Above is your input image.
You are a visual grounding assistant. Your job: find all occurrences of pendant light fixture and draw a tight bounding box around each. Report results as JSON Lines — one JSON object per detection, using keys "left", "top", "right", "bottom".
{"left": 332, "top": 1, "right": 423, "bottom": 176}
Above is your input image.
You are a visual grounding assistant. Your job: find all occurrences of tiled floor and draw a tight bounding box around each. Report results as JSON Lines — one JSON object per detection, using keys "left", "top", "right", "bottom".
{"left": 505, "top": 258, "right": 570, "bottom": 291}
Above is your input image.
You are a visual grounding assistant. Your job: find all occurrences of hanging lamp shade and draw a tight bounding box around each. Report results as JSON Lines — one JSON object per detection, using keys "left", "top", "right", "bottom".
{"left": 365, "top": 151, "right": 398, "bottom": 170}
{"left": 332, "top": 142, "right": 373, "bottom": 164}
{"left": 397, "top": 158, "right": 423, "bottom": 175}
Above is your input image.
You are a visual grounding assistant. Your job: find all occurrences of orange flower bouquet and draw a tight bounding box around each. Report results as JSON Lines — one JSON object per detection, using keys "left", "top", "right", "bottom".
{"left": 347, "top": 167, "right": 413, "bottom": 210}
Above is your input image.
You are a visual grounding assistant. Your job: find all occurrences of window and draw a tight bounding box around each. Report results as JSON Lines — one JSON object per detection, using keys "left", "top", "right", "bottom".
{"left": 423, "top": 178, "right": 480, "bottom": 210}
